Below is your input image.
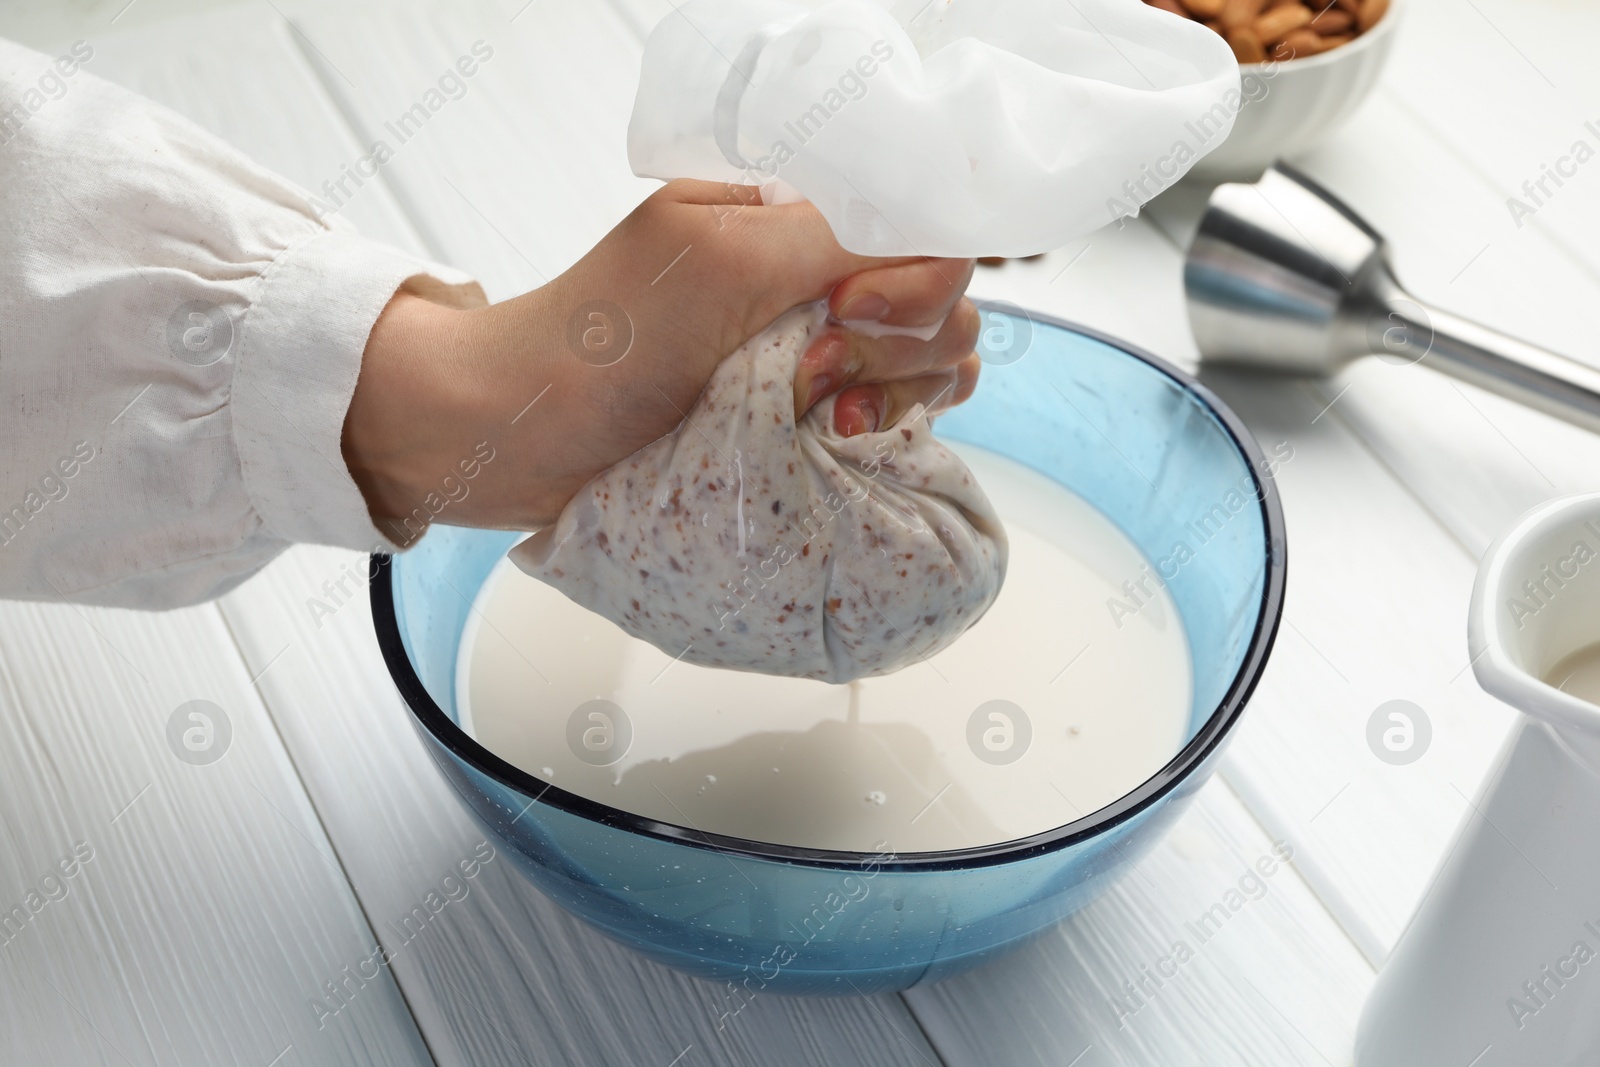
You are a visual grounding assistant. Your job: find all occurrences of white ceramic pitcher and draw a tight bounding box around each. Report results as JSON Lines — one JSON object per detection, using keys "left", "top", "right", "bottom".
{"left": 1356, "top": 493, "right": 1600, "bottom": 1066}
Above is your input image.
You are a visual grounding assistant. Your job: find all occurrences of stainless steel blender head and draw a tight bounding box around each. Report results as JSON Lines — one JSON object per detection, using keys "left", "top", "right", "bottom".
{"left": 1184, "top": 163, "right": 1600, "bottom": 435}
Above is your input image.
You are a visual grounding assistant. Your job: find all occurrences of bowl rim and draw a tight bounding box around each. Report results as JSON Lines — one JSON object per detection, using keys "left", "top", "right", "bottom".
{"left": 370, "top": 312, "right": 1289, "bottom": 872}
{"left": 1237, "top": 0, "right": 1402, "bottom": 73}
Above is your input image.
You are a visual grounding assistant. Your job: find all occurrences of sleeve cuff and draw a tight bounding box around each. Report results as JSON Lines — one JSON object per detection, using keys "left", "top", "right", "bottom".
{"left": 231, "top": 229, "right": 487, "bottom": 553}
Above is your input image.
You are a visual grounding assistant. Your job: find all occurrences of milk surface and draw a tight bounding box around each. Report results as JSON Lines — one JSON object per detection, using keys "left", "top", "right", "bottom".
{"left": 458, "top": 444, "right": 1193, "bottom": 853}
{"left": 1547, "top": 643, "right": 1600, "bottom": 707}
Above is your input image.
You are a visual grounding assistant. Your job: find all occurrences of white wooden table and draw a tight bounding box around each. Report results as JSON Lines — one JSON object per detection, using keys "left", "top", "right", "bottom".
{"left": 2, "top": 1, "right": 1597, "bottom": 1063}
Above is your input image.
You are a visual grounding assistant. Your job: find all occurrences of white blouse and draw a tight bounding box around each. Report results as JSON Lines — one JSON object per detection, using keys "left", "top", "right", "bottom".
{"left": 0, "top": 36, "right": 486, "bottom": 608}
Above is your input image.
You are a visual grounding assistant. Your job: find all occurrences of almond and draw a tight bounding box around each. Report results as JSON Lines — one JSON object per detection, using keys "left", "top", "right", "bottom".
{"left": 1227, "top": 26, "right": 1268, "bottom": 62}
{"left": 1255, "top": 4, "right": 1312, "bottom": 44}
{"left": 1220, "top": 0, "right": 1267, "bottom": 31}
{"left": 1159, "top": 0, "right": 1380, "bottom": 62}
{"left": 1272, "top": 28, "right": 1326, "bottom": 59}
{"left": 1310, "top": 8, "right": 1354, "bottom": 33}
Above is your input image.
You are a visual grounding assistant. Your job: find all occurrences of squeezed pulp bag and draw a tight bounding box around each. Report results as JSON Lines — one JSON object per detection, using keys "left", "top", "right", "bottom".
{"left": 513, "top": 0, "right": 1238, "bottom": 682}
{"left": 513, "top": 304, "right": 1005, "bottom": 683}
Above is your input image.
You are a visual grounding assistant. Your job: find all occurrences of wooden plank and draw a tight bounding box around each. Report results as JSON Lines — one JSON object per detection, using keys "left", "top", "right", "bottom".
{"left": 0, "top": 599, "right": 433, "bottom": 1067}
{"left": 82, "top": 2, "right": 433, "bottom": 261}
{"left": 286, "top": 0, "right": 661, "bottom": 299}
{"left": 218, "top": 543, "right": 946, "bottom": 1067}
{"left": 903, "top": 779, "right": 1373, "bottom": 1067}
{"left": 1197, "top": 367, "right": 1517, "bottom": 957}
{"left": 0, "top": 0, "right": 236, "bottom": 51}
{"left": 1380, "top": 0, "right": 1600, "bottom": 285}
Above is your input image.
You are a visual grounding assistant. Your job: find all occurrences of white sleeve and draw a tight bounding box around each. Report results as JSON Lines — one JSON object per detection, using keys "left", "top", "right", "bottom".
{"left": 0, "top": 36, "right": 487, "bottom": 609}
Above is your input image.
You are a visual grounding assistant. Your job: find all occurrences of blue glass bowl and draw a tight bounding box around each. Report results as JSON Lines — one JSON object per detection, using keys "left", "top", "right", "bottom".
{"left": 370, "top": 311, "right": 1287, "bottom": 995}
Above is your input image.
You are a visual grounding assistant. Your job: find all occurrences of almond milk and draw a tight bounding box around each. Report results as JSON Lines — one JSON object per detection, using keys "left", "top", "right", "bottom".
{"left": 458, "top": 443, "right": 1193, "bottom": 853}
{"left": 1547, "top": 643, "right": 1600, "bottom": 707}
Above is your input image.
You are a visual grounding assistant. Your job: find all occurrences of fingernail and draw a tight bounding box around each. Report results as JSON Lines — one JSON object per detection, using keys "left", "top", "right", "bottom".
{"left": 839, "top": 293, "right": 891, "bottom": 323}
{"left": 859, "top": 391, "right": 883, "bottom": 434}
{"left": 801, "top": 332, "right": 849, "bottom": 373}
{"left": 805, "top": 374, "right": 834, "bottom": 410}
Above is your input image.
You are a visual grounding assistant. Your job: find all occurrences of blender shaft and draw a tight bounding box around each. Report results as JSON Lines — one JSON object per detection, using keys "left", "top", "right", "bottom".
{"left": 1378, "top": 290, "right": 1600, "bottom": 436}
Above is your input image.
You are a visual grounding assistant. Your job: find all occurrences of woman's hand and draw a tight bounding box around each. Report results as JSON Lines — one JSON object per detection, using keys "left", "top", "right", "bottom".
{"left": 344, "top": 179, "right": 981, "bottom": 541}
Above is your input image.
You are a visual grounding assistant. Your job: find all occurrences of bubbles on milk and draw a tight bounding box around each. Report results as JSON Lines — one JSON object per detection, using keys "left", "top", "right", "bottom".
{"left": 865, "top": 790, "right": 887, "bottom": 806}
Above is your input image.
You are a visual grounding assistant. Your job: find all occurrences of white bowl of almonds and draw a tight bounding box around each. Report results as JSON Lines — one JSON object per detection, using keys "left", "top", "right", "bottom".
{"left": 1145, "top": 0, "right": 1402, "bottom": 180}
